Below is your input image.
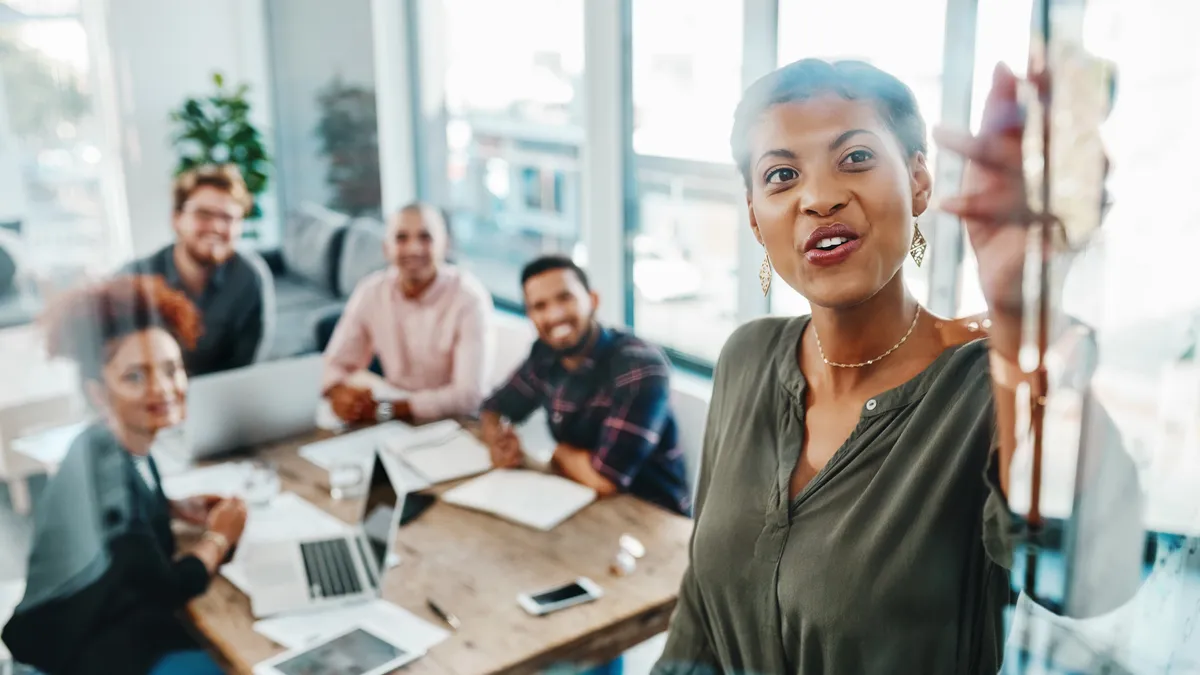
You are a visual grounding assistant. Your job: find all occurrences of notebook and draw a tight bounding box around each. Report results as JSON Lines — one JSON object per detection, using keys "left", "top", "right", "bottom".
{"left": 387, "top": 429, "right": 493, "bottom": 485}
{"left": 440, "top": 469, "right": 597, "bottom": 531}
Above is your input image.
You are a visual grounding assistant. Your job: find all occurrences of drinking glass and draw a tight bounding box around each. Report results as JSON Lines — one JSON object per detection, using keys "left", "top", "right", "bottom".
{"left": 242, "top": 460, "right": 280, "bottom": 507}
{"left": 329, "top": 462, "right": 367, "bottom": 500}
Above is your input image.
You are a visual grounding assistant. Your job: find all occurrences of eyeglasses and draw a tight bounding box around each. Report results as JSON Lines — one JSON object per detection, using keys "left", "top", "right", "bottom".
{"left": 183, "top": 205, "right": 243, "bottom": 226}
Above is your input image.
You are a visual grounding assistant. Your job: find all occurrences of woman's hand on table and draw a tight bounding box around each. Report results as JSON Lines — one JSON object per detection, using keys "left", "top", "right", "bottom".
{"left": 191, "top": 497, "right": 247, "bottom": 573}
{"left": 171, "top": 494, "right": 223, "bottom": 526}
{"left": 207, "top": 498, "right": 248, "bottom": 548}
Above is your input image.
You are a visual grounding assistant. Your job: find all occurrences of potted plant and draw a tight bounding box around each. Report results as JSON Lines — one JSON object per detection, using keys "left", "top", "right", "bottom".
{"left": 170, "top": 72, "right": 270, "bottom": 235}
{"left": 315, "top": 76, "right": 381, "bottom": 217}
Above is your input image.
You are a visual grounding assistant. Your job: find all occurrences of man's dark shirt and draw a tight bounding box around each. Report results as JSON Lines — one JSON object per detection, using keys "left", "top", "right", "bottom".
{"left": 123, "top": 245, "right": 264, "bottom": 376}
{"left": 483, "top": 327, "right": 691, "bottom": 515}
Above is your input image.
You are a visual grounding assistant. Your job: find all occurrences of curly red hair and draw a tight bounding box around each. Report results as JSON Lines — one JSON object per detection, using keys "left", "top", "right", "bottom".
{"left": 40, "top": 275, "right": 203, "bottom": 380}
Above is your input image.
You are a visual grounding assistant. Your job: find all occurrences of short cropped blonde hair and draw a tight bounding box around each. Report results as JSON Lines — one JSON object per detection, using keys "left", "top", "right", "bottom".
{"left": 172, "top": 164, "right": 253, "bottom": 216}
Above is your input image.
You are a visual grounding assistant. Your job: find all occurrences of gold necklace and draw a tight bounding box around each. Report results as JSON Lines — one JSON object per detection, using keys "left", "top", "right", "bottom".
{"left": 815, "top": 305, "right": 921, "bottom": 368}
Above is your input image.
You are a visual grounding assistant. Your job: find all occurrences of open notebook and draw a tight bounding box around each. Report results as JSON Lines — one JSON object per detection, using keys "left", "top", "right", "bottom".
{"left": 385, "top": 429, "right": 493, "bottom": 485}
{"left": 441, "top": 469, "right": 596, "bottom": 531}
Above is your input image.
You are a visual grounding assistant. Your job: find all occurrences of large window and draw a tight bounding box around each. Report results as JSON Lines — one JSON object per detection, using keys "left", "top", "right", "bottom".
{"left": 957, "top": 0, "right": 1034, "bottom": 317}
{"left": 771, "top": 0, "right": 947, "bottom": 317}
{"left": 0, "top": 3, "right": 113, "bottom": 278}
{"left": 440, "top": 0, "right": 585, "bottom": 304}
{"left": 630, "top": 0, "right": 744, "bottom": 362}
{"left": 266, "top": 0, "right": 381, "bottom": 221}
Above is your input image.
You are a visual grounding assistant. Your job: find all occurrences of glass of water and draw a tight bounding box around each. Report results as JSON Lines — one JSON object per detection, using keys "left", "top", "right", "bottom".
{"left": 242, "top": 460, "right": 280, "bottom": 507}
{"left": 329, "top": 462, "right": 366, "bottom": 500}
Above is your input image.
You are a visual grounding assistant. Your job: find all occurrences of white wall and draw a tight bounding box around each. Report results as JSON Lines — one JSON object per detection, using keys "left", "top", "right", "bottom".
{"left": 265, "top": 0, "right": 376, "bottom": 217}
{"left": 100, "top": 0, "right": 278, "bottom": 257}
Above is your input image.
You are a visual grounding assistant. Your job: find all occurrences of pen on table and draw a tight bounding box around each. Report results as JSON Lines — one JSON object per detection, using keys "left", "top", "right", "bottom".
{"left": 427, "top": 598, "right": 461, "bottom": 631}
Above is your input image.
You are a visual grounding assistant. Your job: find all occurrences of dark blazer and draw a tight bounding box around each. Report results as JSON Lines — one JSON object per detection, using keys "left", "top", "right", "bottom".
{"left": 2, "top": 424, "right": 210, "bottom": 675}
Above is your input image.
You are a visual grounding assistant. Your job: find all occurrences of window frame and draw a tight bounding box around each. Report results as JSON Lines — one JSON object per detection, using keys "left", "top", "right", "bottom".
{"left": 391, "top": 0, "right": 986, "bottom": 372}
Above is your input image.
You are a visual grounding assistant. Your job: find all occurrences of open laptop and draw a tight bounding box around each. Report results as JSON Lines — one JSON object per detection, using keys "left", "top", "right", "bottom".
{"left": 244, "top": 450, "right": 403, "bottom": 618}
{"left": 184, "top": 354, "right": 324, "bottom": 460}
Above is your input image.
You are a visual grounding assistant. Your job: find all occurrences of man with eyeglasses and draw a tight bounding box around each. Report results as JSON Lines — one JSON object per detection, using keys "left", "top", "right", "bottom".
{"left": 122, "top": 165, "right": 272, "bottom": 376}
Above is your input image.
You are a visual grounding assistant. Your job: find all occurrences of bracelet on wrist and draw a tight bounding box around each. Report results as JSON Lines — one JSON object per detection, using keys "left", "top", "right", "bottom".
{"left": 202, "top": 531, "right": 230, "bottom": 554}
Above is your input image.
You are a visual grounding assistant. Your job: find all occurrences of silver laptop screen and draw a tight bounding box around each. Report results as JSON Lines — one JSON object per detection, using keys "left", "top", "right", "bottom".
{"left": 361, "top": 451, "right": 401, "bottom": 571}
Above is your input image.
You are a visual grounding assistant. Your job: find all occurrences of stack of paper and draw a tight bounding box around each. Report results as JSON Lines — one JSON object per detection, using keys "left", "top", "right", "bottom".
{"left": 252, "top": 599, "right": 449, "bottom": 654}
{"left": 221, "top": 492, "right": 351, "bottom": 593}
{"left": 389, "top": 429, "right": 493, "bottom": 485}
{"left": 441, "top": 469, "right": 596, "bottom": 531}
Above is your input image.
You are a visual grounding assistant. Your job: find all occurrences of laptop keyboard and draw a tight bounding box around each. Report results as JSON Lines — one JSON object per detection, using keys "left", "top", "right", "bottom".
{"left": 299, "top": 538, "right": 362, "bottom": 599}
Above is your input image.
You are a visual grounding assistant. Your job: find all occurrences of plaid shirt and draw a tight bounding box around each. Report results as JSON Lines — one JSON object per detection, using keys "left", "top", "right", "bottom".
{"left": 483, "top": 327, "right": 691, "bottom": 515}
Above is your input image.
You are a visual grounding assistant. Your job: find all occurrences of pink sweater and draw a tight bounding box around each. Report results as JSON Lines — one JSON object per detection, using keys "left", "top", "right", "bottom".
{"left": 321, "top": 266, "right": 494, "bottom": 420}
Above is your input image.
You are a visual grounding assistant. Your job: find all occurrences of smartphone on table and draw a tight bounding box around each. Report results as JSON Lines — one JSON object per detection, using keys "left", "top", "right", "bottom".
{"left": 517, "top": 577, "right": 603, "bottom": 617}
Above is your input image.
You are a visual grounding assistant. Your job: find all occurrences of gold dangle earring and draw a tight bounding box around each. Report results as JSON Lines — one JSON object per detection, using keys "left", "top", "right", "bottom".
{"left": 909, "top": 222, "right": 927, "bottom": 268}
{"left": 759, "top": 248, "right": 773, "bottom": 296}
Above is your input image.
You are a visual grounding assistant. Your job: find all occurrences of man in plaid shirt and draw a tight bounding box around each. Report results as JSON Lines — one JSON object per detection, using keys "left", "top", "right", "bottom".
{"left": 481, "top": 255, "right": 691, "bottom": 516}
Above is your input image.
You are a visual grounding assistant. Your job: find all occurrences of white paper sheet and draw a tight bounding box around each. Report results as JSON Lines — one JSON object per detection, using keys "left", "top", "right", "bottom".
{"left": 382, "top": 452, "right": 433, "bottom": 492}
{"left": 441, "top": 469, "right": 596, "bottom": 531}
{"left": 397, "top": 431, "right": 493, "bottom": 485}
{"left": 161, "top": 462, "right": 257, "bottom": 500}
{"left": 11, "top": 421, "right": 88, "bottom": 467}
{"left": 386, "top": 419, "right": 461, "bottom": 451}
{"left": 297, "top": 422, "right": 411, "bottom": 471}
{"left": 221, "top": 492, "right": 352, "bottom": 593}
{"left": 252, "top": 599, "right": 449, "bottom": 655}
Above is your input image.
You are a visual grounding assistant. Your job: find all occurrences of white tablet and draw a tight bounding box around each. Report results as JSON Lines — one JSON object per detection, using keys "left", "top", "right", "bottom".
{"left": 256, "top": 625, "right": 421, "bottom": 675}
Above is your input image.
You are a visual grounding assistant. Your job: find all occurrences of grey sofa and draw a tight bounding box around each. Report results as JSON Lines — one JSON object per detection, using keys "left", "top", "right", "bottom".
{"left": 261, "top": 203, "right": 388, "bottom": 360}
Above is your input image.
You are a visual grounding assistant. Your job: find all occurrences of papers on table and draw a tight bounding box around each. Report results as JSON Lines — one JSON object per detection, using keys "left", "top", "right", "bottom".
{"left": 441, "top": 469, "right": 596, "bottom": 531}
{"left": 221, "top": 492, "right": 351, "bottom": 593}
{"left": 300, "top": 420, "right": 470, "bottom": 490}
{"left": 11, "top": 421, "right": 88, "bottom": 467}
{"left": 161, "top": 462, "right": 257, "bottom": 500}
{"left": 252, "top": 599, "right": 448, "bottom": 655}
{"left": 297, "top": 422, "right": 411, "bottom": 471}
{"left": 386, "top": 429, "right": 492, "bottom": 485}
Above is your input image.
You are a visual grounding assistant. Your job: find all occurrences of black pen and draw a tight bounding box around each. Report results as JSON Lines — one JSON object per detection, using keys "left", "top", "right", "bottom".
{"left": 427, "top": 598, "right": 461, "bottom": 631}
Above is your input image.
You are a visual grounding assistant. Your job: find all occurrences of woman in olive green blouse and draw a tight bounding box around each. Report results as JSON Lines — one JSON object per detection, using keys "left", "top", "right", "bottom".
{"left": 653, "top": 59, "right": 1144, "bottom": 674}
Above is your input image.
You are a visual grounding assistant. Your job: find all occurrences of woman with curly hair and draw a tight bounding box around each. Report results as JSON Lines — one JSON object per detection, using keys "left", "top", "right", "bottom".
{"left": 2, "top": 275, "right": 248, "bottom": 675}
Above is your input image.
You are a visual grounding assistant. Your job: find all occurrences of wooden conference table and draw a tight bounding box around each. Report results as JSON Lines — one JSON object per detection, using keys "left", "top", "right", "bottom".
{"left": 186, "top": 427, "right": 693, "bottom": 674}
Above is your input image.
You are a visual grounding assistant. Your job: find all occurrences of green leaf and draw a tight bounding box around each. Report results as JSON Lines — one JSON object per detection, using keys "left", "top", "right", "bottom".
{"left": 169, "top": 72, "right": 273, "bottom": 201}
